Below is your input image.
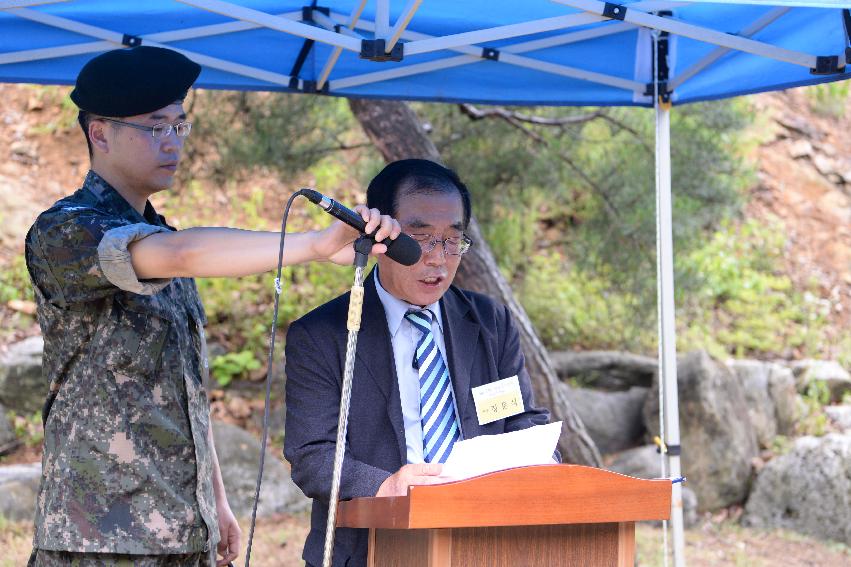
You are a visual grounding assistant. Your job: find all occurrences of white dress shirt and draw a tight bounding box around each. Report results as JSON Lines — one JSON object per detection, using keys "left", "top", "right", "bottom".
{"left": 374, "top": 268, "right": 460, "bottom": 463}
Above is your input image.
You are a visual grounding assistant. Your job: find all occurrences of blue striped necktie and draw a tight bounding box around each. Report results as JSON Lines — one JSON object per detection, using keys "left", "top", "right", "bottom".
{"left": 405, "top": 309, "right": 461, "bottom": 464}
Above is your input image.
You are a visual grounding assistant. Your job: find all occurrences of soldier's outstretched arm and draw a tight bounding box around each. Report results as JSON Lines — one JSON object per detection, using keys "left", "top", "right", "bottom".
{"left": 128, "top": 206, "right": 400, "bottom": 279}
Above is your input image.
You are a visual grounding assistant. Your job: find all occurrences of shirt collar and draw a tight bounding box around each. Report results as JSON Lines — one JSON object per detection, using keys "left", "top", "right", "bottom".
{"left": 374, "top": 267, "right": 443, "bottom": 338}
{"left": 82, "top": 170, "right": 164, "bottom": 226}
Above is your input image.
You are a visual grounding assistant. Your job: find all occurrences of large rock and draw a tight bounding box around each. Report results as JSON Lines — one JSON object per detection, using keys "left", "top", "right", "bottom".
{"left": 0, "top": 403, "right": 18, "bottom": 455}
{"left": 825, "top": 405, "right": 851, "bottom": 432}
{"left": 564, "top": 385, "right": 647, "bottom": 454}
{"left": 550, "top": 351, "right": 656, "bottom": 390}
{"left": 791, "top": 359, "right": 851, "bottom": 403}
{"left": 744, "top": 434, "right": 851, "bottom": 545}
{"left": 211, "top": 420, "right": 309, "bottom": 518}
{"left": 727, "top": 359, "right": 798, "bottom": 447}
{"left": 0, "top": 462, "right": 41, "bottom": 521}
{"left": 607, "top": 444, "right": 661, "bottom": 479}
{"left": 607, "top": 445, "right": 699, "bottom": 527}
{"left": 644, "top": 350, "right": 759, "bottom": 511}
{"left": 0, "top": 336, "right": 46, "bottom": 413}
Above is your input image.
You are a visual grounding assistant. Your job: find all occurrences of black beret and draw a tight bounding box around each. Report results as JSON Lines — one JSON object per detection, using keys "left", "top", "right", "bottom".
{"left": 70, "top": 46, "right": 201, "bottom": 117}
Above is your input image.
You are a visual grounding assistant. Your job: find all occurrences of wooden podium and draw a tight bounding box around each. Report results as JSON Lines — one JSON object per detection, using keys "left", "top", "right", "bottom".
{"left": 336, "top": 464, "right": 671, "bottom": 567}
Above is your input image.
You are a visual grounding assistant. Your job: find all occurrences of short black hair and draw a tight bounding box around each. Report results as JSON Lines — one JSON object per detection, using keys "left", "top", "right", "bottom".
{"left": 78, "top": 111, "right": 94, "bottom": 158}
{"left": 366, "top": 159, "right": 472, "bottom": 228}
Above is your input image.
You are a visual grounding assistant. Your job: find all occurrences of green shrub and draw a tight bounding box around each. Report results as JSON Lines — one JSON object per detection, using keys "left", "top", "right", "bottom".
{"left": 196, "top": 260, "right": 356, "bottom": 358}
{"left": 518, "top": 252, "right": 655, "bottom": 352}
{"left": 27, "top": 86, "right": 78, "bottom": 135}
{"left": 797, "top": 382, "right": 830, "bottom": 437}
{"left": 0, "top": 255, "right": 34, "bottom": 304}
{"left": 211, "top": 350, "right": 261, "bottom": 387}
{"left": 806, "top": 81, "right": 850, "bottom": 118}
{"left": 10, "top": 411, "right": 43, "bottom": 447}
{"left": 678, "top": 218, "right": 828, "bottom": 358}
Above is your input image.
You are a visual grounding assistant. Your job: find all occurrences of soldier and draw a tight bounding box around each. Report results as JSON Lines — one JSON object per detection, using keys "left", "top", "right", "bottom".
{"left": 24, "top": 46, "right": 400, "bottom": 567}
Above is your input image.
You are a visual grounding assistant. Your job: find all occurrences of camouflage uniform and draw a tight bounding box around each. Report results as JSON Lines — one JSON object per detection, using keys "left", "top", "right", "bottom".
{"left": 28, "top": 550, "right": 208, "bottom": 566}
{"left": 24, "top": 171, "right": 218, "bottom": 559}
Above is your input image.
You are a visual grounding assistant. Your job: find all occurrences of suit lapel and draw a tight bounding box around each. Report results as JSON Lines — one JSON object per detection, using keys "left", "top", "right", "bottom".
{"left": 441, "top": 287, "right": 480, "bottom": 439}
{"left": 356, "top": 270, "right": 407, "bottom": 462}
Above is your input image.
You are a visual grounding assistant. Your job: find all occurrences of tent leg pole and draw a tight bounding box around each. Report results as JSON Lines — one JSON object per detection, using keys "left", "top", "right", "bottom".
{"left": 655, "top": 103, "right": 686, "bottom": 567}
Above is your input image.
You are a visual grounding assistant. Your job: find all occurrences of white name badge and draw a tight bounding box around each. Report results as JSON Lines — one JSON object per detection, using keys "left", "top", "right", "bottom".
{"left": 471, "top": 375, "right": 524, "bottom": 425}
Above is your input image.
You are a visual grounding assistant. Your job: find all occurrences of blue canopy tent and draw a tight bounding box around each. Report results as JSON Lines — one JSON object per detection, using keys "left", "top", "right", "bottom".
{"left": 1, "top": 0, "right": 849, "bottom": 103}
{"left": 2, "top": 1, "right": 850, "bottom": 565}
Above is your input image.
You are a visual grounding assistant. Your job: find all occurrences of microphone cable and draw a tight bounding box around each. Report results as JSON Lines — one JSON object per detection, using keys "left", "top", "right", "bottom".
{"left": 242, "top": 188, "right": 311, "bottom": 567}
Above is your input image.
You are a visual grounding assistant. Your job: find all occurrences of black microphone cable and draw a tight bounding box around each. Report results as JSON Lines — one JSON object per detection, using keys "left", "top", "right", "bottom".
{"left": 242, "top": 187, "right": 397, "bottom": 566}
{"left": 243, "top": 187, "right": 310, "bottom": 567}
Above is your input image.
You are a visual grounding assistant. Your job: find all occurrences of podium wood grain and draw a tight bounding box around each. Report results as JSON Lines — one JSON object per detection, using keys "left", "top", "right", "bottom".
{"left": 337, "top": 465, "right": 669, "bottom": 567}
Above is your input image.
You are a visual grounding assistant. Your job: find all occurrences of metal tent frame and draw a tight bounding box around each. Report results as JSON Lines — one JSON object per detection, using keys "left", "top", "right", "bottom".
{"left": 3, "top": 2, "right": 842, "bottom": 97}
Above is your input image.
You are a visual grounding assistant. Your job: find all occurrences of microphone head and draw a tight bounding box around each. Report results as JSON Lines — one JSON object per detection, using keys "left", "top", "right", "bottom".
{"left": 384, "top": 233, "right": 422, "bottom": 266}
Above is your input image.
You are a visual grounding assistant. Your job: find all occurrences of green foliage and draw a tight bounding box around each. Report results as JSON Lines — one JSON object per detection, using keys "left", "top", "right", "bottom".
{"left": 10, "top": 411, "right": 43, "bottom": 447}
{"left": 0, "top": 255, "right": 34, "bottom": 304}
{"left": 806, "top": 81, "right": 849, "bottom": 118}
{"left": 27, "top": 86, "right": 79, "bottom": 135}
{"left": 518, "top": 252, "right": 654, "bottom": 352}
{"left": 805, "top": 379, "right": 831, "bottom": 407}
{"left": 834, "top": 332, "right": 851, "bottom": 372}
{"left": 188, "top": 91, "right": 357, "bottom": 180}
{"left": 421, "top": 101, "right": 749, "bottom": 278}
{"left": 195, "top": 260, "right": 354, "bottom": 359}
{"left": 796, "top": 380, "right": 831, "bottom": 436}
{"left": 416, "top": 100, "right": 752, "bottom": 353}
{"left": 519, "top": 215, "right": 830, "bottom": 358}
{"left": 769, "top": 435, "right": 792, "bottom": 457}
{"left": 211, "top": 350, "right": 261, "bottom": 387}
{"left": 166, "top": 93, "right": 834, "bottom": 368}
{"left": 678, "top": 218, "right": 828, "bottom": 358}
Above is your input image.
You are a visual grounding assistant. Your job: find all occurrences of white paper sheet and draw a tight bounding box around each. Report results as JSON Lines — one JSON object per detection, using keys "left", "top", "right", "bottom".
{"left": 438, "top": 421, "right": 562, "bottom": 481}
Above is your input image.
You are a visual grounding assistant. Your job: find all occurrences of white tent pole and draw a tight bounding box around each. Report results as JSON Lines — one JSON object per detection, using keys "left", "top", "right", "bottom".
{"left": 0, "top": 9, "right": 304, "bottom": 66}
{"left": 669, "top": 6, "right": 790, "bottom": 91}
{"left": 386, "top": 0, "right": 423, "bottom": 53}
{"left": 176, "top": 0, "right": 361, "bottom": 52}
{"left": 555, "top": 0, "right": 820, "bottom": 69}
{"left": 316, "top": 1, "right": 368, "bottom": 91}
{"left": 403, "top": 12, "right": 607, "bottom": 56}
{"left": 0, "top": 0, "right": 65, "bottom": 8}
{"left": 654, "top": 59, "right": 687, "bottom": 567}
{"left": 331, "top": 49, "right": 644, "bottom": 92}
{"left": 4, "top": 7, "right": 295, "bottom": 86}
{"left": 375, "top": 0, "right": 391, "bottom": 39}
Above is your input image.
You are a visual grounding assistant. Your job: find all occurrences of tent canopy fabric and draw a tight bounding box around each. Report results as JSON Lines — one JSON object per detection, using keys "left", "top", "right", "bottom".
{"left": 1, "top": 0, "right": 849, "bottom": 107}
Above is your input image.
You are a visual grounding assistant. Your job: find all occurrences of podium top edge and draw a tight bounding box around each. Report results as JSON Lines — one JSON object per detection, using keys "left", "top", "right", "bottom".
{"left": 337, "top": 464, "right": 673, "bottom": 529}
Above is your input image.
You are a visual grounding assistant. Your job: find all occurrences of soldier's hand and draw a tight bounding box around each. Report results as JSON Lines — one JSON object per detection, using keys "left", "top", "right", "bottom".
{"left": 216, "top": 503, "right": 242, "bottom": 566}
{"left": 313, "top": 205, "right": 401, "bottom": 265}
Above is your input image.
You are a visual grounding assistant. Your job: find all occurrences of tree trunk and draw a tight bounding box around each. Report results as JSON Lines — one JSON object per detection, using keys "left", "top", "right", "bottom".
{"left": 349, "top": 98, "right": 601, "bottom": 467}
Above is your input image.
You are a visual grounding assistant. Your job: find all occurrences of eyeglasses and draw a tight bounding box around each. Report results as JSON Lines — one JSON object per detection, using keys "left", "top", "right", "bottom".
{"left": 99, "top": 117, "right": 192, "bottom": 139}
{"left": 408, "top": 233, "right": 473, "bottom": 256}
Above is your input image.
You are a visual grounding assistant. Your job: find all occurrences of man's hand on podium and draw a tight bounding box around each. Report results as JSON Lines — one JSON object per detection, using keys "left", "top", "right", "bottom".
{"left": 376, "top": 463, "right": 445, "bottom": 497}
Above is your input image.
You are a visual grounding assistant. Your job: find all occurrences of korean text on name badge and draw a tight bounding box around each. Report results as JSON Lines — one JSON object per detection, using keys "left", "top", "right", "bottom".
{"left": 472, "top": 375, "right": 524, "bottom": 425}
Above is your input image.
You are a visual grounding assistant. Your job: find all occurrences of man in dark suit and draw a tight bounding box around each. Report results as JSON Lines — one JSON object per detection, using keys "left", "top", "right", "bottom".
{"left": 284, "top": 159, "right": 555, "bottom": 567}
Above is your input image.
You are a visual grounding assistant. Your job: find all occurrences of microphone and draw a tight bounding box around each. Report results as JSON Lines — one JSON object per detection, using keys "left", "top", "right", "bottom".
{"left": 301, "top": 189, "right": 421, "bottom": 266}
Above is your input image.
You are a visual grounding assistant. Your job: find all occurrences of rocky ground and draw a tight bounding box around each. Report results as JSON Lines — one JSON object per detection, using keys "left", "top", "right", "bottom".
{"left": 1, "top": 515, "right": 849, "bottom": 566}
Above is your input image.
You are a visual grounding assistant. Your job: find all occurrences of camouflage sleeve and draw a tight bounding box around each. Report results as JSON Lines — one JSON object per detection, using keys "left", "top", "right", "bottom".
{"left": 26, "top": 209, "right": 170, "bottom": 306}
{"left": 97, "top": 223, "right": 172, "bottom": 295}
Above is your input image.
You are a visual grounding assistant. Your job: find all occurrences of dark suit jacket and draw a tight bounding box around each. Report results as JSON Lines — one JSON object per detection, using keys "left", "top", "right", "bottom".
{"left": 284, "top": 270, "right": 554, "bottom": 567}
